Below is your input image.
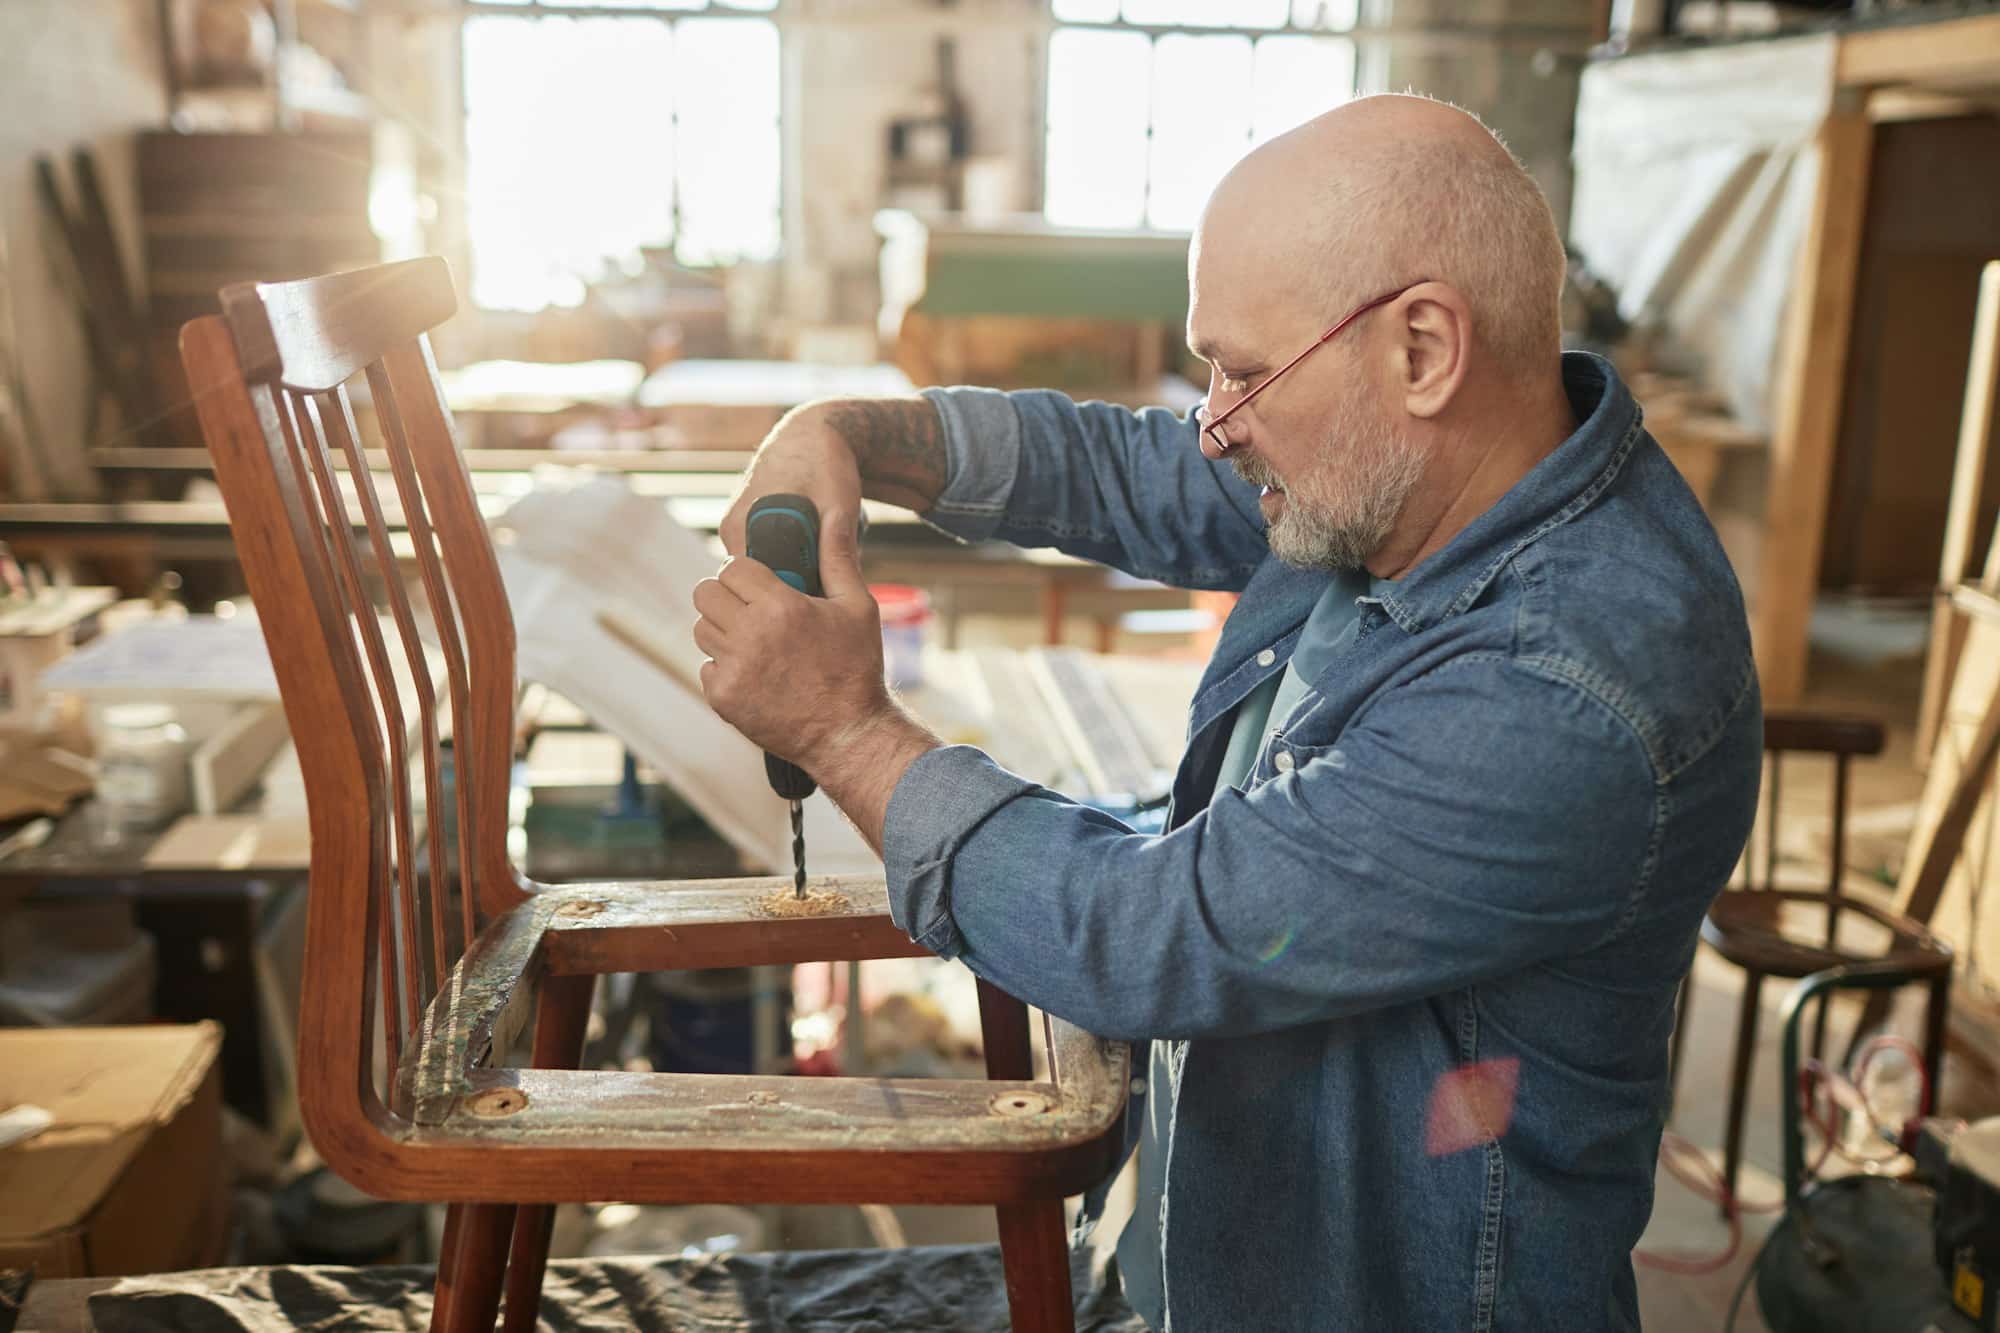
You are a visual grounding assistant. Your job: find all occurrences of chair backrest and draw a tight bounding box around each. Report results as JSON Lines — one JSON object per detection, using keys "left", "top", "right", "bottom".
{"left": 1749, "top": 711, "right": 1887, "bottom": 899}
{"left": 181, "top": 258, "right": 529, "bottom": 1120}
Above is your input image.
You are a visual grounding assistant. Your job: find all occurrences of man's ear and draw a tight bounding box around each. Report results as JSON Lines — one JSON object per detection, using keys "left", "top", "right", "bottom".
{"left": 1395, "top": 282, "right": 1471, "bottom": 420}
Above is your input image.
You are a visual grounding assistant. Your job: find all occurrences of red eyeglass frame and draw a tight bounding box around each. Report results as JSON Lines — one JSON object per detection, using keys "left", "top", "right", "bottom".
{"left": 1196, "top": 280, "right": 1424, "bottom": 454}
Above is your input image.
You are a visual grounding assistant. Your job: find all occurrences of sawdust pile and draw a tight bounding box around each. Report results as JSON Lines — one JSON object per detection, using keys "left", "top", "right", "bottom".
{"left": 754, "top": 885, "right": 852, "bottom": 918}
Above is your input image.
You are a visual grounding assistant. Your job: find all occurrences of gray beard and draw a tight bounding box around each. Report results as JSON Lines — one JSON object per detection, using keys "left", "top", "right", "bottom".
{"left": 1233, "top": 421, "right": 1429, "bottom": 573}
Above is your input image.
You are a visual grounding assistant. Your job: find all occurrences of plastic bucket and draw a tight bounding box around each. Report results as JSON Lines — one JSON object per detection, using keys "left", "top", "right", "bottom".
{"left": 872, "top": 584, "right": 933, "bottom": 690}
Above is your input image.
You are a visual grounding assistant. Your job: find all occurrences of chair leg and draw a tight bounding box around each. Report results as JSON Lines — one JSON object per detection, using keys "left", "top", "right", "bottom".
{"left": 1668, "top": 969, "right": 1694, "bottom": 1118}
{"left": 977, "top": 978, "right": 1034, "bottom": 1082}
{"left": 433, "top": 1203, "right": 466, "bottom": 1330}
{"left": 995, "top": 1199, "right": 1075, "bottom": 1333}
{"left": 500, "top": 974, "right": 596, "bottom": 1333}
{"left": 1720, "top": 971, "right": 1763, "bottom": 1220}
{"left": 1923, "top": 971, "right": 1951, "bottom": 1115}
{"left": 434, "top": 1203, "right": 515, "bottom": 1333}
{"left": 977, "top": 980, "right": 1074, "bottom": 1330}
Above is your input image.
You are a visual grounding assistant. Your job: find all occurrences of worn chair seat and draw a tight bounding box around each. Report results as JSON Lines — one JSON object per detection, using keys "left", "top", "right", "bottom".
{"left": 377, "top": 875, "right": 1129, "bottom": 1206}
{"left": 1700, "top": 888, "right": 1949, "bottom": 982}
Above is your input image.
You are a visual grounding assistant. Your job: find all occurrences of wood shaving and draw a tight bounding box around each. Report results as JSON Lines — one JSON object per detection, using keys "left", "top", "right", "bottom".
{"left": 754, "top": 885, "right": 852, "bottom": 918}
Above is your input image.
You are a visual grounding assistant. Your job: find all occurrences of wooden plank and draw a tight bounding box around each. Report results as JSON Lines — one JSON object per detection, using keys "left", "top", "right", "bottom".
{"left": 190, "top": 701, "right": 290, "bottom": 814}
{"left": 1836, "top": 12, "right": 2000, "bottom": 90}
{"left": 142, "top": 813, "right": 312, "bottom": 872}
{"left": 540, "top": 875, "right": 930, "bottom": 977}
{"left": 1895, "top": 610, "right": 2000, "bottom": 942}
{"left": 1754, "top": 108, "right": 1875, "bottom": 707}
{"left": 1918, "top": 262, "right": 2000, "bottom": 761}
{"left": 0, "top": 192, "right": 54, "bottom": 500}
{"left": 1969, "top": 267, "right": 2000, "bottom": 588}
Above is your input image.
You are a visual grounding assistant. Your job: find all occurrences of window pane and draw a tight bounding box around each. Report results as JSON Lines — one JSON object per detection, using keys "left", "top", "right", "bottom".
{"left": 1052, "top": 0, "right": 1121, "bottom": 20}
{"left": 675, "top": 18, "right": 781, "bottom": 263}
{"left": 1146, "top": 32, "right": 1252, "bottom": 230}
{"left": 1122, "top": 0, "right": 1288, "bottom": 29}
{"left": 1044, "top": 29, "right": 1151, "bottom": 228}
{"left": 1293, "top": 0, "right": 1360, "bottom": 27}
{"left": 465, "top": 16, "right": 677, "bottom": 310}
{"left": 1250, "top": 36, "right": 1354, "bottom": 144}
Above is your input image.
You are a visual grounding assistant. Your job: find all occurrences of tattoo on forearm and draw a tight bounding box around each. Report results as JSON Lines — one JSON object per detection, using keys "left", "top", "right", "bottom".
{"left": 824, "top": 399, "right": 948, "bottom": 511}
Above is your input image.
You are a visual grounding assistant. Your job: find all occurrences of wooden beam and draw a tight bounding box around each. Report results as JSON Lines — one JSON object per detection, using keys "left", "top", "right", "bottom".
{"left": 1917, "top": 263, "right": 2000, "bottom": 762}
{"left": 87, "top": 445, "right": 757, "bottom": 474}
{"left": 1837, "top": 12, "right": 2000, "bottom": 91}
{"left": 1866, "top": 88, "right": 1993, "bottom": 123}
{"left": 1754, "top": 107, "right": 1875, "bottom": 707}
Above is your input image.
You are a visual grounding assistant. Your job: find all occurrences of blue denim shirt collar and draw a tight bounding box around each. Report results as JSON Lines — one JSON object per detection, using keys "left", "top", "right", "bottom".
{"left": 1192, "top": 352, "right": 1638, "bottom": 738}
{"left": 1374, "top": 353, "right": 1641, "bottom": 637}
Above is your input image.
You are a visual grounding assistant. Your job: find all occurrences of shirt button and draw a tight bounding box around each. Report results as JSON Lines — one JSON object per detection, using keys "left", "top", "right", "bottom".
{"left": 1256, "top": 648, "right": 1276, "bottom": 667}
{"left": 1274, "top": 751, "right": 1295, "bottom": 773}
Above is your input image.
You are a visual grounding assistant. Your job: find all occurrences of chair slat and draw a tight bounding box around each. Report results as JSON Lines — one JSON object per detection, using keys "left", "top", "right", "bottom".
{"left": 370, "top": 357, "right": 481, "bottom": 964}
{"left": 266, "top": 381, "right": 393, "bottom": 1085}
{"left": 296, "top": 389, "right": 428, "bottom": 1047}
{"left": 324, "top": 378, "right": 453, "bottom": 997}
{"left": 380, "top": 339, "right": 526, "bottom": 920}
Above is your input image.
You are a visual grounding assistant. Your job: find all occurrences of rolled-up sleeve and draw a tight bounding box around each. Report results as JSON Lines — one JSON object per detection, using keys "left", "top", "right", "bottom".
{"left": 880, "top": 657, "right": 1662, "bottom": 1042}
{"left": 920, "top": 386, "right": 1269, "bottom": 591}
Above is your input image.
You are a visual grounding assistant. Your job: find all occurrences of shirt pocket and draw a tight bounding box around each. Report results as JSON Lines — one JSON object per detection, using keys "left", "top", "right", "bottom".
{"left": 1258, "top": 698, "right": 1344, "bottom": 784}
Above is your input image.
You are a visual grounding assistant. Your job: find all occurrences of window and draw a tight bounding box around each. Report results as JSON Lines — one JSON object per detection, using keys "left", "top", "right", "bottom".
{"left": 1044, "top": 0, "right": 1360, "bottom": 231}
{"left": 461, "top": 0, "right": 780, "bottom": 312}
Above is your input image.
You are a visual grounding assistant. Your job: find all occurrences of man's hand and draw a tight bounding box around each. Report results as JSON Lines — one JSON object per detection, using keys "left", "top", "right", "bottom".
{"left": 719, "top": 403, "right": 863, "bottom": 559}
{"left": 694, "top": 511, "right": 940, "bottom": 853}
{"left": 721, "top": 396, "right": 949, "bottom": 557}
{"left": 694, "top": 508, "right": 885, "bottom": 768}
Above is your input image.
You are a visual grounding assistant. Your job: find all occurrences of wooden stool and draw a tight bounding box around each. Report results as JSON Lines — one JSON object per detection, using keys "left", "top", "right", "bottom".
{"left": 1669, "top": 711, "right": 1948, "bottom": 1217}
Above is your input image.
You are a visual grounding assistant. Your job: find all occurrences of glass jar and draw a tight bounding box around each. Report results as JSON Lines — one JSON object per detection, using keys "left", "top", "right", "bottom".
{"left": 97, "top": 703, "right": 192, "bottom": 829}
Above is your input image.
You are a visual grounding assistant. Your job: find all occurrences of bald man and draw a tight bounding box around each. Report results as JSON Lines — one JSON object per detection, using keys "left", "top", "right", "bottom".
{"left": 697, "top": 95, "right": 1761, "bottom": 1330}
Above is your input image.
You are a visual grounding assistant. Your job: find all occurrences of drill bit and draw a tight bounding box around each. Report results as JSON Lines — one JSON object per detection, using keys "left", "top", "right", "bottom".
{"left": 744, "top": 494, "right": 825, "bottom": 904}
{"left": 790, "top": 799, "right": 807, "bottom": 898}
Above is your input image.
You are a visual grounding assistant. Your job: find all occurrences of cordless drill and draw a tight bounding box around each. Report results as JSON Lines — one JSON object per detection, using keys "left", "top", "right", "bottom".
{"left": 744, "top": 494, "right": 822, "bottom": 898}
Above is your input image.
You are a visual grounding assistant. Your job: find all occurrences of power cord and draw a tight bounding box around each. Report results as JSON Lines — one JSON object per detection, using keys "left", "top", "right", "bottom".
{"left": 1638, "top": 1035, "right": 1929, "bottom": 1281}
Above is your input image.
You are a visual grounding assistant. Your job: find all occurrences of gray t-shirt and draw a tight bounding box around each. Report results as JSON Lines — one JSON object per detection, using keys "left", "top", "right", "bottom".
{"left": 1209, "top": 567, "right": 1371, "bottom": 798}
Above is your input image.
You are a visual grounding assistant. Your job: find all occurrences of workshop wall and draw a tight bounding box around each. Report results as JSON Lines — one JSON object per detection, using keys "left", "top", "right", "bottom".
{"left": 1379, "top": 0, "right": 1600, "bottom": 236}
{"left": 0, "top": 0, "right": 165, "bottom": 500}
{"left": 783, "top": 0, "right": 1045, "bottom": 328}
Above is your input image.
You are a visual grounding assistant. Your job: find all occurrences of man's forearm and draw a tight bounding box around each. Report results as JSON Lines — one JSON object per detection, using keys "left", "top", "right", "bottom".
{"left": 807, "top": 704, "right": 943, "bottom": 857}
{"left": 821, "top": 397, "right": 949, "bottom": 513}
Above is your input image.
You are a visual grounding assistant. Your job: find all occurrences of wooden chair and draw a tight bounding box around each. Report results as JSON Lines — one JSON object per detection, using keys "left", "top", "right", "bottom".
{"left": 180, "top": 257, "right": 1127, "bottom": 1332}
{"left": 1668, "top": 709, "right": 1951, "bottom": 1218}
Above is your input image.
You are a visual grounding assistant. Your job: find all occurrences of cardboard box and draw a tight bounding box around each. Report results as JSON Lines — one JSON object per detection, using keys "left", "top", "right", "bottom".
{"left": 0, "top": 1022, "right": 228, "bottom": 1277}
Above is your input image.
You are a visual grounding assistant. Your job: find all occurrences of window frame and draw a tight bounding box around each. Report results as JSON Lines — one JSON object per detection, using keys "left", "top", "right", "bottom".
{"left": 1042, "top": 1, "right": 1363, "bottom": 232}
{"left": 456, "top": 0, "right": 784, "bottom": 310}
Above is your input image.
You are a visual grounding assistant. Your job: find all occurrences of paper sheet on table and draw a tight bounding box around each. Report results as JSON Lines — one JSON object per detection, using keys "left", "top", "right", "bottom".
{"left": 494, "top": 475, "right": 878, "bottom": 877}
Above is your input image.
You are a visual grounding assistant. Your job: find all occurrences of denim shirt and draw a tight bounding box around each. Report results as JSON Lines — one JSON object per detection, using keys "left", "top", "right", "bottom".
{"left": 880, "top": 355, "right": 1762, "bottom": 1331}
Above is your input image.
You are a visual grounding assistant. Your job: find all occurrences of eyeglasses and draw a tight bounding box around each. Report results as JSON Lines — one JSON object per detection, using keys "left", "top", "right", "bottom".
{"left": 1194, "top": 281, "right": 1423, "bottom": 455}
